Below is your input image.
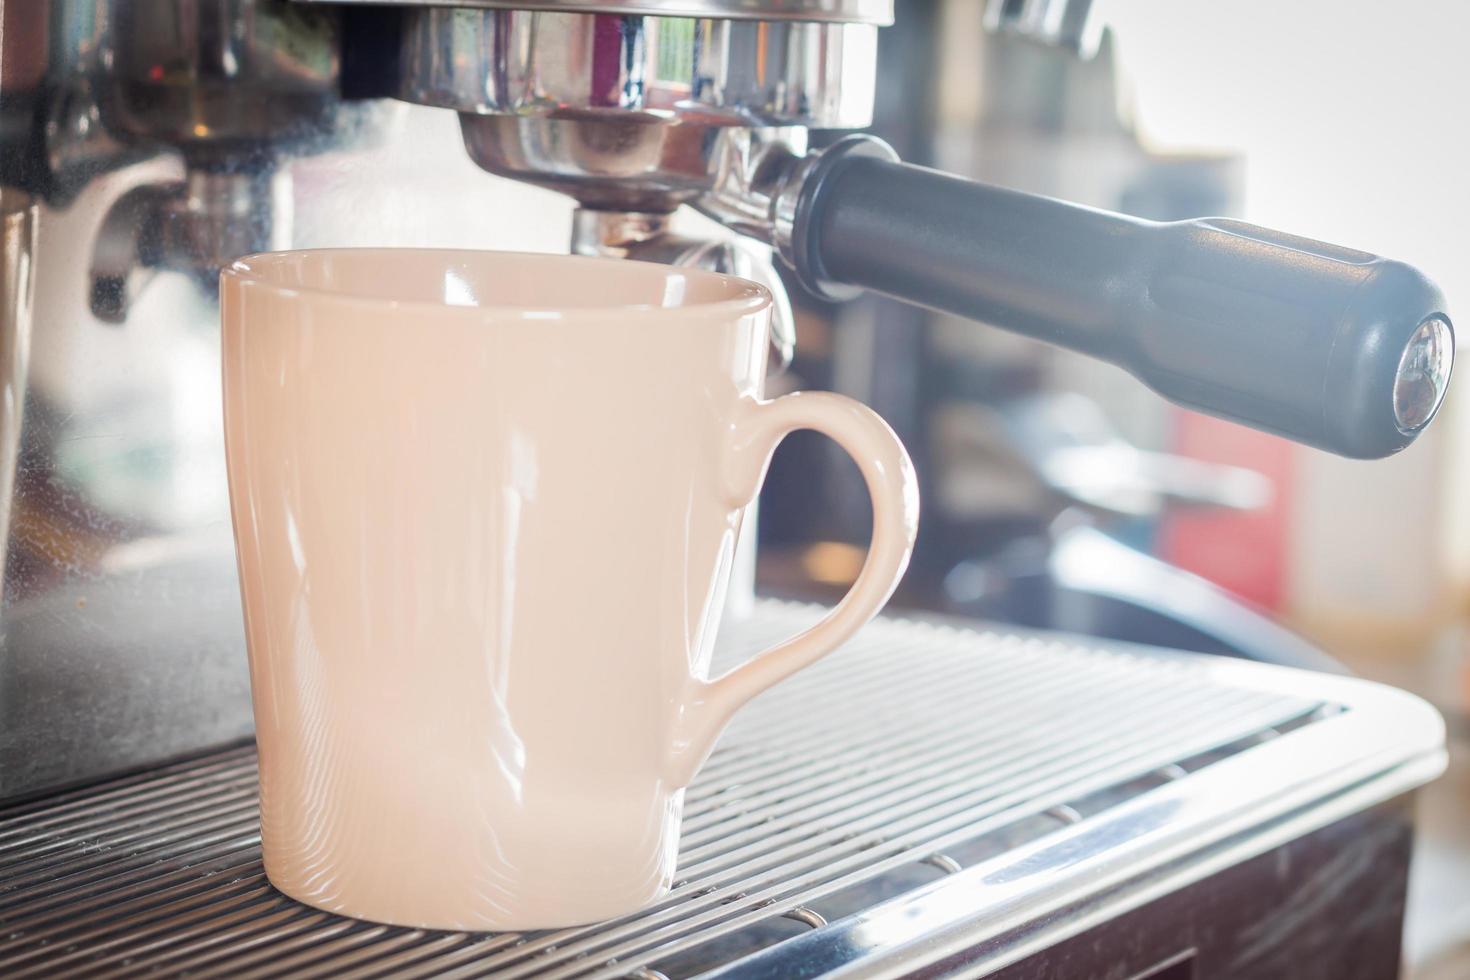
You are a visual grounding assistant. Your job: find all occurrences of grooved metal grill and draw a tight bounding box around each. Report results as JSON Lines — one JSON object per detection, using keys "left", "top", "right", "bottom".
{"left": 0, "top": 608, "right": 1326, "bottom": 978}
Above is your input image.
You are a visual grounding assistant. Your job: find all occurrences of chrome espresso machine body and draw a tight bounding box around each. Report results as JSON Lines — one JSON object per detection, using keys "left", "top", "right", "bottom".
{"left": 1, "top": 0, "right": 860, "bottom": 796}
{"left": 0, "top": 1, "right": 1457, "bottom": 976}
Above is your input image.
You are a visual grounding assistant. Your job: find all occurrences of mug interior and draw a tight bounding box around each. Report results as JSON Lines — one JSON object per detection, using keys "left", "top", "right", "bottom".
{"left": 224, "top": 248, "right": 770, "bottom": 317}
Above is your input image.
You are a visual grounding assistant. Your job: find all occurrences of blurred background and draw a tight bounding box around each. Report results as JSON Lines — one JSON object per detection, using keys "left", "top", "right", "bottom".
{"left": 745, "top": 1, "right": 1470, "bottom": 976}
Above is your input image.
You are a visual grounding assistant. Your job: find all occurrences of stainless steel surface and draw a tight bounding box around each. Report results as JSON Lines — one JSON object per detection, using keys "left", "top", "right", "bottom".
{"left": 462, "top": 117, "right": 769, "bottom": 211}
{"left": 768, "top": 146, "right": 821, "bottom": 266}
{"left": 299, "top": 0, "right": 895, "bottom": 26}
{"left": 89, "top": 169, "right": 292, "bottom": 321}
{"left": 0, "top": 606, "right": 1445, "bottom": 978}
{"left": 1394, "top": 316, "right": 1454, "bottom": 431}
{"left": 399, "top": 9, "right": 877, "bottom": 128}
{"left": 982, "top": 0, "right": 1103, "bottom": 58}
{"left": 570, "top": 208, "right": 679, "bottom": 256}
{"left": 407, "top": 6, "right": 873, "bottom": 213}
{"left": 103, "top": 0, "right": 343, "bottom": 152}
{"left": 459, "top": 107, "right": 816, "bottom": 212}
{"left": 81, "top": 0, "right": 378, "bottom": 315}
{"left": 569, "top": 207, "right": 795, "bottom": 366}
{"left": 693, "top": 128, "right": 806, "bottom": 245}
{"left": 0, "top": 192, "right": 36, "bottom": 599}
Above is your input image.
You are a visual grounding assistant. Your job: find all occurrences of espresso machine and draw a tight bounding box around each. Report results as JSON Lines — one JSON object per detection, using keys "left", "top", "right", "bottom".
{"left": 0, "top": 1, "right": 1456, "bottom": 976}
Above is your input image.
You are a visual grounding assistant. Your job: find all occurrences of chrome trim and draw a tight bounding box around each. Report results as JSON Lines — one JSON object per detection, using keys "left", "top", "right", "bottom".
{"left": 768, "top": 148, "right": 821, "bottom": 264}
{"left": 569, "top": 206, "right": 795, "bottom": 366}
{"left": 88, "top": 169, "right": 292, "bottom": 322}
{"left": 458, "top": 117, "right": 813, "bottom": 213}
{"left": 400, "top": 9, "right": 878, "bottom": 129}
{"left": 1393, "top": 315, "right": 1454, "bottom": 432}
{"left": 694, "top": 127, "right": 805, "bottom": 245}
{"left": 298, "top": 0, "right": 895, "bottom": 26}
{"left": 710, "top": 653, "right": 1447, "bottom": 978}
{"left": 102, "top": 0, "right": 343, "bottom": 150}
{"left": 0, "top": 192, "right": 36, "bottom": 599}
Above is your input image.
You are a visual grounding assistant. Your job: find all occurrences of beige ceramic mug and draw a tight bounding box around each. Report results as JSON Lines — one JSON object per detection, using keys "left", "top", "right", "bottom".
{"left": 220, "top": 249, "right": 919, "bottom": 931}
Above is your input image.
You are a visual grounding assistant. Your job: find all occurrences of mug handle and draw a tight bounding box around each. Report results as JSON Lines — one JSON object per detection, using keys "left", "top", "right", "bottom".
{"left": 670, "top": 391, "right": 920, "bottom": 787}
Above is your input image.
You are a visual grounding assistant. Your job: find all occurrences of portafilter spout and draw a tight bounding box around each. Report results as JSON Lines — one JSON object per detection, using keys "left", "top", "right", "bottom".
{"left": 569, "top": 208, "right": 796, "bottom": 368}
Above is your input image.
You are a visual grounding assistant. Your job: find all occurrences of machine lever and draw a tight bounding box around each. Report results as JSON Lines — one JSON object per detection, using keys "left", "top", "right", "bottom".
{"left": 784, "top": 135, "right": 1454, "bottom": 459}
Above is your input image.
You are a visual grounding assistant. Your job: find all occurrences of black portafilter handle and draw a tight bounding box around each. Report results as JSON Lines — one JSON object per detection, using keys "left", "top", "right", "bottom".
{"left": 786, "top": 136, "right": 1455, "bottom": 459}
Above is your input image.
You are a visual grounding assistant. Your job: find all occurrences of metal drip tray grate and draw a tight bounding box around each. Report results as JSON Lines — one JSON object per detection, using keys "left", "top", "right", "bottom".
{"left": 0, "top": 605, "right": 1445, "bottom": 978}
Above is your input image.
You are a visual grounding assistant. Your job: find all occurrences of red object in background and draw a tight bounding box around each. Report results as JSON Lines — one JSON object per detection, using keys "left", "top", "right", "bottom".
{"left": 1157, "top": 411, "right": 1294, "bottom": 612}
{"left": 590, "top": 16, "right": 627, "bottom": 108}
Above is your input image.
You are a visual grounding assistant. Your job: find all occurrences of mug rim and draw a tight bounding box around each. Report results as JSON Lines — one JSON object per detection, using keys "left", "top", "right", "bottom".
{"left": 222, "top": 247, "right": 773, "bottom": 322}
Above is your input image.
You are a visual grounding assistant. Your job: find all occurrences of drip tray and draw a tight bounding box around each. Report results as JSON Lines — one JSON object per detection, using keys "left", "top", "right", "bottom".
{"left": 0, "top": 604, "right": 1446, "bottom": 978}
